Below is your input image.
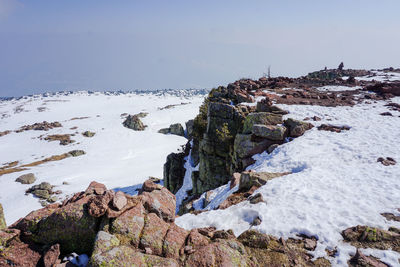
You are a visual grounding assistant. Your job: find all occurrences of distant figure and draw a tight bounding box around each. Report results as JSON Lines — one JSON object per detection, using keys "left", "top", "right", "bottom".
{"left": 338, "top": 62, "right": 344, "bottom": 71}
{"left": 324, "top": 66, "right": 327, "bottom": 71}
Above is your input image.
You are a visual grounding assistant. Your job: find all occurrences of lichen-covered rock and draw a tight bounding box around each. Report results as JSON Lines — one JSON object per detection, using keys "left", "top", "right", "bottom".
{"left": 0, "top": 203, "right": 6, "bottom": 230}
{"left": 122, "top": 114, "right": 147, "bottom": 131}
{"left": 15, "top": 173, "right": 36, "bottom": 184}
{"left": 68, "top": 149, "right": 86, "bottom": 157}
{"left": 185, "top": 119, "right": 194, "bottom": 139}
{"left": 186, "top": 229, "right": 209, "bottom": 250}
{"left": 252, "top": 124, "right": 287, "bottom": 141}
{"left": 43, "top": 243, "right": 60, "bottom": 267}
{"left": 239, "top": 171, "right": 289, "bottom": 191}
{"left": 0, "top": 235, "right": 42, "bottom": 267}
{"left": 139, "top": 213, "right": 170, "bottom": 256}
{"left": 140, "top": 181, "right": 176, "bottom": 222}
{"left": 163, "top": 223, "right": 188, "bottom": 260}
{"left": 110, "top": 202, "right": 146, "bottom": 247}
{"left": 112, "top": 191, "right": 127, "bottom": 211}
{"left": 242, "top": 112, "right": 283, "bottom": 134}
{"left": 82, "top": 130, "right": 96, "bottom": 137}
{"left": 28, "top": 197, "right": 99, "bottom": 254}
{"left": 342, "top": 225, "right": 400, "bottom": 252}
{"left": 284, "top": 118, "right": 314, "bottom": 137}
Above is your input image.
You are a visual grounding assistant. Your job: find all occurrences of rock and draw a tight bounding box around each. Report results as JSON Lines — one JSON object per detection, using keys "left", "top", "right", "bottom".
{"left": 304, "top": 237, "right": 317, "bottom": 250}
{"left": 0, "top": 235, "right": 42, "bottom": 267}
{"left": 381, "top": 212, "right": 400, "bottom": 222}
{"left": 186, "top": 229, "right": 209, "bottom": 250}
{"left": 380, "top": 112, "right": 393, "bottom": 116}
{"left": 43, "top": 244, "right": 61, "bottom": 267}
{"left": 139, "top": 213, "right": 170, "bottom": 256}
{"left": 68, "top": 150, "right": 85, "bottom": 157}
{"left": 27, "top": 197, "right": 99, "bottom": 254}
{"left": 33, "top": 189, "right": 50, "bottom": 199}
{"left": 158, "top": 123, "right": 185, "bottom": 136}
{"left": 242, "top": 112, "right": 283, "bottom": 134}
{"left": 163, "top": 152, "right": 186, "bottom": 194}
{"left": 248, "top": 193, "right": 264, "bottom": 204}
{"left": 82, "top": 131, "right": 95, "bottom": 137}
{"left": 267, "top": 143, "right": 279, "bottom": 153}
{"left": 112, "top": 191, "right": 127, "bottom": 211}
{"left": 230, "top": 173, "right": 241, "bottom": 189}
{"left": 0, "top": 203, "right": 6, "bottom": 230}
{"left": 142, "top": 179, "right": 163, "bottom": 192}
{"left": 342, "top": 225, "right": 400, "bottom": 252}
{"left": 365, "top": 82, "right": 400, "bottom": 96}
{"left": 284, "top": 118, "right": 314, "bottom": 137}
{"left": 85, "top": 181, "right": 107, "bottom": 195}
{"left": 110, "top": 202, "right": 146, "bottom": 247}
{"left": 252, "top": 124, "right": 287, "bottom": 140}
{"left": 349, "top": 249, "right": 388, "bottom": 267}
{"left": 238, "top": 229, "right": 270, "bottom": 248}
{"left": 185, "top": 119, "right": 194, "bottom": 139}
{"left": 163, "top": 224, "right": 188, "bottom": 259}
{"left": 377, "top": 157, "right": 396, "bottom": 166}
{"left": 251, "top": 216, "right": 262, "bottom": 226}
{"left": 122, "top": 114, "right": 147, "bottom": 131}
{"left": 88, "top": 192, "right": 113, "bottom": 217}
{"left": 140, "top": 183, "right": 176, "bottom": 222}
{"left": 239, "top": 171, "right": 289, "bottom": 191}
{"left": 256, "top": 99, "right": 288, "bottom": 115}
{"left": 169, "top": 123, "right": 185, "bottom": 136}
{"left": 15, "top": 173, "right": 36, "bottom": 184}
{"left": 317, "top": 124, "right": 350, "bottom": 133}
{"left": 91, "top": 231, "right": 120, "bottom": 260}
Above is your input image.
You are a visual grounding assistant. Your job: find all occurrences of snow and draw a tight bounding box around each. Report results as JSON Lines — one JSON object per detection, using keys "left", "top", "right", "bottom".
{"left": 356, "top": 71, "right": 400, "bottom": 82}
{"left": 174, "top": 142, "right": 199, "bottom": 213}
{"left": 316, "top": 85, "right": 362, "bottom": 92}
{"left": 176, "top": 97, "right": 400, "bottom": 266}
{"left": 0, "top": 91, "right": 205, "bottom": 224}
{"left": 192, "top": 182, "right": 239, "bottom": 211}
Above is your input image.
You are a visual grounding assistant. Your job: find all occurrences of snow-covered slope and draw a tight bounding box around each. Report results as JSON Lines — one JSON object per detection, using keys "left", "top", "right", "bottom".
{"left": 0, "top": 91, "right": 205, "bottom": 225}
{"left": 176, "top": 96, "right": 400, "bottom": 266}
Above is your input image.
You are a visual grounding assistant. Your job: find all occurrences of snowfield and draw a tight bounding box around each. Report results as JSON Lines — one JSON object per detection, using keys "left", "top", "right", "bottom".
{"left": 0, "top": 91, "right": 205, "bottom": 225}
{"left": 176, "top": 96, "right": 400, "bottom": 266}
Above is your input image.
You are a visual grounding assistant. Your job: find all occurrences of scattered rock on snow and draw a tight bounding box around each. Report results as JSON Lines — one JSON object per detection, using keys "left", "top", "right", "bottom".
{"left": 15, "top": 173, "right": 36, "bottom": 184}
{"left": 317, "top": 124, "right": 350, "bottom": 133}
{"left": 158, "top": 123, "right": 185, "bottom": 137}
{"left": 68, "top": 150, "right": 85, "bottom": 157}
{"left": 348, "top": 249, "right": 389, "bottom": 267}
{"left": 82, "top": 131, "right": 96, "bottom": 137}
{"left": 377, "top": 157, "right": 396, "bottom": 166}
{"left": 122, "top": 114, "right": 147, "bottom": 131}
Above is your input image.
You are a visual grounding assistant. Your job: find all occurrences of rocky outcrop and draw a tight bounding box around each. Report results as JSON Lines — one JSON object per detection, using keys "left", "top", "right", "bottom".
{"left": 158, "top": 123, "right": 185, "bottom": 136}
{"left": 342, "top": 225, "right": 400, "bottom": 252}
{"left": 366, "top": 82, "right": 400, "bottom": 96}
{"left": 0, "top": 180, "right": 332, "bottom": 266}
{"left": 122, "top": 114, "right": 147, "bottom": 131}
{"left": 318, "top": 124, "right": 350, "bottom": 133}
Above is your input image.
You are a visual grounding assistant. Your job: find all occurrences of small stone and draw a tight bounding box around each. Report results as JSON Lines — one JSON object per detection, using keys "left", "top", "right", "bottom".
{"left": 82, "top": 131, "right": 95, "bottom": 137}
{"left": 112, "top": 191, "right": 127, "bottom": 211}
{"left": 380, "top": 112, "right": 393, "bottom": 116}
{"left": 142, "top": 179, "right": 163, "bottom": 192}
{"left": 251, "top": 216, "right": 262, "bottom": 226}
{"left": 304, "top": 238, "right": 317, "bottom": 250}
{"left": 377, "top": 157, "right": 396, "bottom": 166}
{"left": 48, "top": 196, "right": 58, "bottom": 203}
{"left": 267, "top": 144, "right": 279, "bottom": 154}
{"left": 85, "top": 181, "right": 107, "bottom": 195}
{"left": 248, "top": 193, "right": 264, "bottom": 204}
{"left": 15, "top": 173, "right": 36, "bottom": 184}
{"left": 33, "top": 189, "right": 50, "bottom": 199}
{"left": 144, "top": 247, "right": 153, "bottom": 255}
{"left": 68, "top": 150, "right": 85, "bottom": 157}
{"left": 62, "top": 181, "right": 69, "bottom": 185}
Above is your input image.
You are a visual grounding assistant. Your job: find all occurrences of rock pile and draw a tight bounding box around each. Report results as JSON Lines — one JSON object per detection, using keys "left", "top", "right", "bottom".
{"left": 0, "top": 180, "right": 331, "bottom": 266}
{"left": 122, "top": 114, "right": 147, "bottom": 131}
{"left": 15, "top": 121, "right": 62, "bottom": 133}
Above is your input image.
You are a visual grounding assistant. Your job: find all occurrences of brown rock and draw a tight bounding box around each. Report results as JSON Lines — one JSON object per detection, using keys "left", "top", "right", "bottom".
{"left": 377, "top": 157, "right": 396, "bottom": 166}
{"left": 112, "top": 191, "right": 127, "bottom": 211}
{"left": 85, "top": 181, "right": 107, "bottom": 195}
{"left": 381, "top": 212, "right": 400, "bottom": 222}
{"left": 163, "top": 223, "right": 188, "bottom": 259}
{"left": 186, "top": 229, "right": 209, "bottom": 250}
{"left": 0, "top": 238, "right": 42, "bottom": 267}
{"left": 110, "top": 201, "right": 146, "bottom": 247}
{"left": 139, "top": 213, "right": 170, "bottom": 256}
{"left": 88, "top": 191, "right": 114, "bottom": 217}
{"left": 141, "top": 187, "right": 176, "bottom": 222}
{"left": 248, "top": 193, "right": 264, "bottom": 204}
{"left": 317, "top": 124, "right": 350, "bottom": 133}
{"left": 43, "top": 244, "right": 60, "bottom": 267}
{"left": 349, "top": 249, "right": 388, "bottom": 267}
{"left": 229, "top": 173, "right": 241, "bottom": 189}
{"left": 142, "top": 179, "right": 163, "bottom": 192}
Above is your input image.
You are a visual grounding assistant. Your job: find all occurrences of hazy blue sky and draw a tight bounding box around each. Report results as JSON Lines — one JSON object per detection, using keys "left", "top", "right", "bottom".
{"left": 1, "top": 0, "right": 400, "bottom": 97}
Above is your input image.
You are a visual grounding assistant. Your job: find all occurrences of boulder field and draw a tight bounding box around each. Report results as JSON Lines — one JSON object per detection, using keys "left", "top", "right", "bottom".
{"left": 0, "top": 180, "right": 333, "bottom": 267}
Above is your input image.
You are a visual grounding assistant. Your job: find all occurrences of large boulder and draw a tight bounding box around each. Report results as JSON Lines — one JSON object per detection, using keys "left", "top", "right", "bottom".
{"left": 158, "top": 123, "right": 185, "bottom": 137}
{"left": 284, "top": 118, "right": 314, "bottom": 137}
{"left": 239, "top": 171, "right": 289, "bottom": 191}
{"left": 15, "top": 173, "right": 36, "bottom": 184}
{"left": 252, "top": 124, "right": 287, "bottom": 141}
{"left": 242, "top": 112, "right": 283, "bottom": 134}
{"left": 123, "top": 114, "right": 147, "bottom": 131}
{"left": 139, "top": 213, "right": 170, "bottom": 256}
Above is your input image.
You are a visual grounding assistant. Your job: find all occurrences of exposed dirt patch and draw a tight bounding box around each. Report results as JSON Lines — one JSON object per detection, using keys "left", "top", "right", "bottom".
{"left": 70, "top": 116, "right": 90, "bottom": 121}
{"left": 15, "top": 121, "right": 62, "bottom": 133}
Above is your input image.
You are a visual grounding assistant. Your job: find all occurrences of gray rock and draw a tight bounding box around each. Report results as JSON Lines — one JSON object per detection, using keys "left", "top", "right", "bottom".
{"left": 169, "top": 123, "right": 185, "bottom": 136}
{"left": 185, "top": 119, "right": 194, "bottom": 139}
{"left": 68, "top": 150, "right": 86, "bottom": 157}
{"left": 267, "top": 144, "right": 279, "bottom": 154}
{"left": 123, "top": 114, "right": 147, "bottom": 131}
{"left": 252, "top": 124, "right": 287, "bottom": 141}
{"left": 82, "top": 131, "right": 95, "bottom": 137}
{"left": 239, "top": 171, "right": 289, "bottom": 191}
{"left": 15, "top": 173, "right": 36, "bottom": 184}
{"left": 248, "top": 193, "right": 264, "bottom": 204}
{"left": 284, "top": 118, "right": 313, "bottom": 137}
{"left": 242, "top": 112, "right": 283, "bottom": 134}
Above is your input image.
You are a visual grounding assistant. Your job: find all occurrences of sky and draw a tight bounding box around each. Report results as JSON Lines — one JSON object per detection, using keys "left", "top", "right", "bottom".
{"left": 0, "top": 0, "right": 400, "bottom": 97}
